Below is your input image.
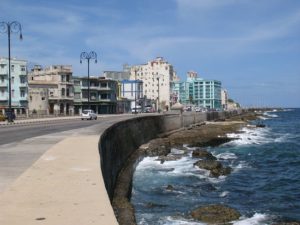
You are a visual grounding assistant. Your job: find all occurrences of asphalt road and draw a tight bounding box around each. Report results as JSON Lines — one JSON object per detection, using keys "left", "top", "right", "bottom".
{"left": 0, "top": 114, "right": 136, "bottom": 145}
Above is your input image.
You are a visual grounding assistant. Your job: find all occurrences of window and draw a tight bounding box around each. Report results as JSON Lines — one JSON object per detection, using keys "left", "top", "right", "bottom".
{"left": 41, "top": 97, "right": 45, "bottom": 100}
{"left": 61, "top": 88, "right": 65, "bottom": 96}
{"left": 11, "top": 77, "right": 14, "bottom": 84}
{"left": 0, "top": 64, "right": 5, "bottom": 69}
{"left": 12, "top": 89, "right": 15, "bottom": 98}
{"left": 11, "top": 65, "right": 15, "bottom": 72}
{"left": 21, "top": 90, "right": 25, "bottom": 97}
{"left": 20, "top": 65, "right": 26, "bottom": 71}
{"left": 1, "top": 90, "right": 4, "bottom": 96}
{"left": 30, "top": 96, "right": 32, "bottom": 101}
{"left": 101, "top": 83, "right": 107, "bottom": 88}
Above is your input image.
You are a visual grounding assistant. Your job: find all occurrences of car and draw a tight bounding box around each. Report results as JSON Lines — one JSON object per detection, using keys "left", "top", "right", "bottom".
{"left": 81, "top": 109, "right": 97, "bottom": 120}
{"left": 131, "top": 106, "right": 142, "bottom": 114}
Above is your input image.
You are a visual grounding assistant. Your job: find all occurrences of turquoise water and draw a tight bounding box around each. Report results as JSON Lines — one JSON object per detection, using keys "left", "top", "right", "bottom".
{"left": 131, "top": 109, "right": 300, "bottom": 224}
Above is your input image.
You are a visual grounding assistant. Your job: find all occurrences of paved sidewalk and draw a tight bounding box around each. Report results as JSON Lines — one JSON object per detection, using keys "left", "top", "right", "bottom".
{"left": 0, "top": 136, "right": 118, "bottom": 225}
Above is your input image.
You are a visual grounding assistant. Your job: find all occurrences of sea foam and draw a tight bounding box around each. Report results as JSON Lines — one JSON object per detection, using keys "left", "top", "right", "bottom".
{"left": 233, "top": 213, "right": 271, "bottom": 225}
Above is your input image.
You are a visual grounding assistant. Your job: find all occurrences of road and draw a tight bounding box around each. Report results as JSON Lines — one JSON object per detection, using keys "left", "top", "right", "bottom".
{"left": 0, "top": 114, "right": 136, "bottom": 145}
{"left": 0, "top": 114, "right": 141, "bottom": 192}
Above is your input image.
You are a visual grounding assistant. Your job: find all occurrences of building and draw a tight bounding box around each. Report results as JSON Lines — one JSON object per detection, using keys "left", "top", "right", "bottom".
{"left": 73, "top": 76, "right": 118, "bottom": 114}
{"left": 0, "top": 57, "right": 28, "bottom": 115}
{"left": 129, "top": 57, "right": 176, "bottom": 111}
{"left": 28, "top": 65, "right": 74, "bottom": 115}
{"left": 221, "top": 89, "right": 228, "bottom": 110}
{"left": 178, "top": 71, "right": 222, "bottom": 110}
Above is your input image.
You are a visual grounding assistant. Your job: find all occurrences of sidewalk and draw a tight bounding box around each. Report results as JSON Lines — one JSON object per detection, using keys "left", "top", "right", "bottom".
{"left": 0, "top": 136, "right": 118, "bottom": 225}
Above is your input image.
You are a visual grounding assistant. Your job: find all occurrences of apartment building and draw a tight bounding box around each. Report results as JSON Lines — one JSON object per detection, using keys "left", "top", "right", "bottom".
{"left": 73, "top": 76, "right": 118, "bottom": 114}
{"left": 28, "top": 65, "right": 74, "bottom": 115}
{"left": 0, "top": 57, "right": 28, "bottom": 115}
{"left": 178, "top": 71, "right": 222, "bottom": 110}
{"left": 129, "top": 57, "right": 176, "bottom": 110}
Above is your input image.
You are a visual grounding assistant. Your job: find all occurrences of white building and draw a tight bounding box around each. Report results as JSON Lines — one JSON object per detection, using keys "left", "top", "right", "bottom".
{"left": 221, "top": 89, "right": 228, "bottom": 110}
{"left": 129, "top": 57, "right": 176, "bottom": 111}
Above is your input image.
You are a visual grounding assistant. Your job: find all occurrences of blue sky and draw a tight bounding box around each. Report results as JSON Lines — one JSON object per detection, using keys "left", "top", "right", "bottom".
{"left": 1, "top": 0, "right": 300, "bottom": 107}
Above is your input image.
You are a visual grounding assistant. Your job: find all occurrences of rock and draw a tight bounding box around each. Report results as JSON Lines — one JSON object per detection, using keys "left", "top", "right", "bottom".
{"left": 189, "top": 137, "right": 234, "bottom": 148}
{"left": 192, "top": 148, "right": 217, "bottom": 160}
{"left": 157, "top": 155, "right": 182, "bottom": 164}
{"left": 145, "top": 202, "right": 167, "bottom": 208}
{"left": 194, "top": 160, "right": 232, "bottom": 177}
{"left": 166, "top": 185, "right": 174, "bottom": 191}
{"left": 145, "top": 138, "right": 171, "bottom": 156}
{"left": 273, "top": 222, "right": 300, "bottom": 225}
{"left": 191, "top": 204, "right": 240, "bottom": 224}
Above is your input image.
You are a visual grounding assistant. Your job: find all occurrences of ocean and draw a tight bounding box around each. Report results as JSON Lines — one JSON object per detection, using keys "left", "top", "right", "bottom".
{"left": 131, "top": 109, "right": 300, "bottom": 225}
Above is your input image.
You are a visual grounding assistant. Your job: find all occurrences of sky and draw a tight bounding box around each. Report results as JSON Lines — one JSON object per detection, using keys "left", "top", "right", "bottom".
{"left": 1, "top": 0, "right": 300, "bottom": 108}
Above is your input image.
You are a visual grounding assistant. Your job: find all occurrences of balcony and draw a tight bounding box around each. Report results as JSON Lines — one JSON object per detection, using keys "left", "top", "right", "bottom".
{"left": 19, "top": 96, "right": 28, "bottom": 101}
{"left": 0, "top": 82, "right": 8, "bottom": 87}
{"left": 19, "top": 83, "right": 27, "bottom": 88}
{"left": 0, "top": 96, "right": 8, "bottom": 101}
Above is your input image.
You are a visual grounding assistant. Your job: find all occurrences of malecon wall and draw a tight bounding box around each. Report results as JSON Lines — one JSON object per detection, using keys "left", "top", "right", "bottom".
{"left": 99, "top": 110, "right": 241, "bottom": 201}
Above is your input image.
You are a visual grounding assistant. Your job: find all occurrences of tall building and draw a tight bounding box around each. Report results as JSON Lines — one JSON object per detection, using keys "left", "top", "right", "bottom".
{"left": 221, "top": 89, "right": 228, "bottom": 110}
{"left": 179, "top": 71, "right": 222, "bottom": 110}
{"left": 28, "top": 65, "right": 74, "bottom": 115}
{"left": 0, "top": 57, "right": 28, "bottom": 115}
{"left": 130, "top": 57, "right": 176, "bottom": 110}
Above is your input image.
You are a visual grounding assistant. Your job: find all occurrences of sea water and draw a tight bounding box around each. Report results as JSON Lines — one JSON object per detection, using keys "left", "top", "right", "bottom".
{"left": 131, "top": 109, "right": 300, "bottom": 224}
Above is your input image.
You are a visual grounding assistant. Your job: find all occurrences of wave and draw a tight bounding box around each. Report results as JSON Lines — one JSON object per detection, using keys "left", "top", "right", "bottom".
{"left": 226, "top": 127, "right": 273, "bottom": 146}
{"left": 162, "top": 216, "right": 206, "bottom": 225}
{"left": 263, "top": 112, "right": 278, "bottom": 118}
{"left": 233, "top": 213, "right": 271, "bottom": 225}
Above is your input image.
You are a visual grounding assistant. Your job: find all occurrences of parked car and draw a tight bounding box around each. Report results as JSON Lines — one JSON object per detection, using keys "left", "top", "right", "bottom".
{"left": 131, "top": 106, "right": 142, "bottom": 114}
{"left": 81, "top": 109, "right": 97, "bottom": 120}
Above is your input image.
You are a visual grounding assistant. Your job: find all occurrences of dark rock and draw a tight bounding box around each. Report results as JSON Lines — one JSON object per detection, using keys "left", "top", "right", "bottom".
{"left": 145, "top": 202, "right": 167, "bottom": 208}
{"left": 192, "top": 148, "right": 217, "bottom": 160}
{"left": 191, "top": 204, "right": 240, "bottom": 224}
{"left": 194, "top": 160, "right": 232, "bottom": 177}
{"left": 189, "top": 137, "right": 234, "bottom": 148}
{"left": 166, "top": 185, "right": 174, "bottom": 191}
{"left": 157, "top": 154, "right": 182, "bottom": 164}
{"left": 273, "top": 222, "right": 300, "bottom": 225}
{"left": 145, "top": 138, "right": 171, "bottom": 156}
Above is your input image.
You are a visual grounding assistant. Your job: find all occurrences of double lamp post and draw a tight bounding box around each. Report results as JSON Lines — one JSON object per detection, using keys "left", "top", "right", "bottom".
{"left": 0, "top": 21, "right": 23, "bottom": 122}
{"left": 80, "top": 51, "right": 97, "bottom": 110}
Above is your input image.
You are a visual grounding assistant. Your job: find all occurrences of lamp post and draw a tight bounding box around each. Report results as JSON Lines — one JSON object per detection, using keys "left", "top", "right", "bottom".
{"left": 0, "top": 21, "right": 23, "bottom": 122}
{"left": 80, "top": 51, "right": 97, "bottom": 110}
{"left": 157, "top": 77, "right": 160, "bottom": 113}
{"left": 134, "top": 67, "right": 137, "bottom": 114}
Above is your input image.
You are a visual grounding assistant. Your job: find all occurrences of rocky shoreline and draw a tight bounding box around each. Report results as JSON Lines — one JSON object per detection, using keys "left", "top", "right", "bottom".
{"left": 112, "top": 111, "right": 298, "bottom": 225}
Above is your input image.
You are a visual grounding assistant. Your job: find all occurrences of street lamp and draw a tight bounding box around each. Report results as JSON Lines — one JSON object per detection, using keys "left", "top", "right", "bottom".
{"left": 157, "top": 77, "right": 160, "bottom": 113}
{"left": 0, "top": 21, "right": 23, "bottom": 122}
{"left": 134, "top": 67, "right": 137, "bottom": 114}
{"left": 80, "top": 51, "right": 97, "bottom": 110}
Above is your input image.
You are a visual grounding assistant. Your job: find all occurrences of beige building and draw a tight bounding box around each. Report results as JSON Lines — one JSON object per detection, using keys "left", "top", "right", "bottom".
{"left": 221, "top": 89, "right": 228, "bottom": 110}
{"left": 28, "top": 65, "right": 74, "bottom": 115}
{"left": 129, "top": 57, "right": 176, "bottom": 110}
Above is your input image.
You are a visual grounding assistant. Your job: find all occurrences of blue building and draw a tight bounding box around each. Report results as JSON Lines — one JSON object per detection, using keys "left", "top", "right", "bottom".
{"left": 173, "top": 71, "right": 222, "bottom": 110}
{"left": 0, "top": 57, "right": 28, "bottom": 115}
